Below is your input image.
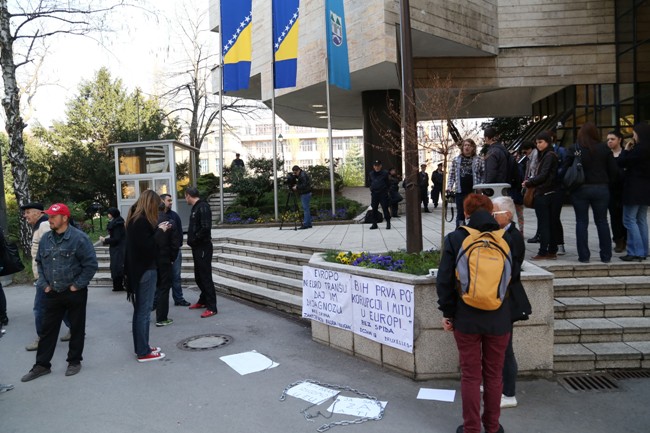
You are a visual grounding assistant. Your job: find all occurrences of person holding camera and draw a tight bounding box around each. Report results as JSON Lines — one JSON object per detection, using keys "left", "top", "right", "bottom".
{"left": 291, "top": 165, "right": 313, "bottom": 230}
{"left": 447, "top": 139, "right": 485, "bottom": 227}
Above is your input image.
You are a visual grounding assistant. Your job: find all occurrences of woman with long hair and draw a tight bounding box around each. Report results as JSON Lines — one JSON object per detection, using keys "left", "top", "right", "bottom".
{"left": 446, "top": 139, "right": 485, "bottom": 227}
{"left": 564, "top": 122, "right": 616, "bottom": 263}
{"left": 606, "top": 130, "right": 627, "bottom": 253}
{"left": 125, "top": 190, "right": 171, "bottom": 362}
{"left": 617, "top": 123, "right": 650, "bottom": 261}
{"left": 523, "top": 132, "right": 559, "bottom": 260}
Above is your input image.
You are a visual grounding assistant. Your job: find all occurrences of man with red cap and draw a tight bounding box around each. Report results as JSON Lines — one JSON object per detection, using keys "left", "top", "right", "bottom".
{"left": 21, "top": 203, "right": 98, "bottom": 382}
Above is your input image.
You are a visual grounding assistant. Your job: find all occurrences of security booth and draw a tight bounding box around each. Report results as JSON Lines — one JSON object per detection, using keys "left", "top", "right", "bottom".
{"left": 109, "top": 140, "right": 197, "bottom": 230}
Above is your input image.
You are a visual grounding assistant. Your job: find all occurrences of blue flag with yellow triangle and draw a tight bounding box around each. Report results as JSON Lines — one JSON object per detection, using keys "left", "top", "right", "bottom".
{"left": 273, "top": 0, "right": 300, "bottom": 89}
{"left": 221, "top": 0, "right": 252, "bottom": 92}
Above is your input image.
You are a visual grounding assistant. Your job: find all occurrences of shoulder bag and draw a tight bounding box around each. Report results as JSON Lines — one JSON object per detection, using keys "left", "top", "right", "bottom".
{"left": 563, "top": 143, "right": 585, "bottom": 191}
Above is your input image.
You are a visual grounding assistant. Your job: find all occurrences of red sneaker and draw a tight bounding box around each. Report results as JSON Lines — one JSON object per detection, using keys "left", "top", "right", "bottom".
{"left": 188, "top": 303, "right": 206, "bottom": 310}
{"left": 150, "top": 346, "right": 161, "bottom": 353}
{"left": 200, "top": 310, "right": 217, "bottom": 318}
{"left": 137, "top": 352, "right": 166, "bottom": 362}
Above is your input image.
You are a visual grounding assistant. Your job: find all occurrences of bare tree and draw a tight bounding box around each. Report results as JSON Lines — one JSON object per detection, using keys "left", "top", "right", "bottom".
{"left": 372, "top": 73, "right": 478, "bottom": 249}
{"left": 0, "top": 0, "right": 137, "bottom": 253}
{"left": 161, "top": 4, "right": 258, "bottom": 172}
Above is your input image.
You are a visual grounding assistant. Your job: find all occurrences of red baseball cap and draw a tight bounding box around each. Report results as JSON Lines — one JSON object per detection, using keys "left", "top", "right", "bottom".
{"left": 43, "top": 203, "right": 71, "bottom": 217}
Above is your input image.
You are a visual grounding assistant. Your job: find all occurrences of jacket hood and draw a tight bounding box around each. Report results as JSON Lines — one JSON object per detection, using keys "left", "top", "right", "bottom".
{"left": 107, "top": 215, "right": 125, "bottom": 229}
{"left": 466, "top": 209, "right": 500, "bottom": 232}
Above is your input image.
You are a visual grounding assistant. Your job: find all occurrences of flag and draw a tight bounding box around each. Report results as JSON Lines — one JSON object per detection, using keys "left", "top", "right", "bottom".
{"left": 221, "top": 0, "right": 252, "bottom": 92}
{"left": 326, "top": 0, "right": 350, "bottom": 90}
{"left": 273, "top": 0, "right": 300, "bottom": 89}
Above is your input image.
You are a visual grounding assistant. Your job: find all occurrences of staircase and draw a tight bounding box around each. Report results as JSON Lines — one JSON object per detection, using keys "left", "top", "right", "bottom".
{"left": 92, "top": 242, "right": 650, "bottom": 373}
{"left": 548, "top": 261, "right": 650, "bottom": 372}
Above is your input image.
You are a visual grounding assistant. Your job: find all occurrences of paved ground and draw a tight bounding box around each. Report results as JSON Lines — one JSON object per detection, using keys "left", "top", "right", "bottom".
{"left": 2, "top": 189, "right": 649, "bottom": 432}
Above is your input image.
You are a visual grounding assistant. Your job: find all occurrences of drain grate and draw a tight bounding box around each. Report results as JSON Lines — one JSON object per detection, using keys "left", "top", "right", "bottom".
{"left": 177, "top": 334, "right": 233, "bottom": 351}
{"left": 557, "top": 373, "right": 620, "bottom": 393}
{"left": 609, "top": 370, "right": 650, "bottom": 380}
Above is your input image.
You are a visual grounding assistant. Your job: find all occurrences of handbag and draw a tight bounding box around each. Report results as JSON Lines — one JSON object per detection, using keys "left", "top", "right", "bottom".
{"left": 523, "top": 186, "right": 536, "bottom": 208}
{"left": 0, "top": 238, "right": 25, "bottom": 276}
{"left": 563, "top": 143, "right": 585, "bottom": 191}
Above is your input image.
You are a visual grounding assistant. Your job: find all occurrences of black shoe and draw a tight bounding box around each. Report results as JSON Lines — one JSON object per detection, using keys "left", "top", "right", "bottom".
{"left": 0, "top": 316, "right": 7, "bottom": 326}
{"left": 423, "top": 208, "right": 431, "bottom": 213}
{"left": 620, "top": 255, "right": 643, "bottom": 262}
{"left": 369, "top": 224, "right": 378, "bottom": 230}
{"left": 527, "top": 235, "right": 540, "bottom": 244}
{"left": 386, "top": 221, "right": 391, "bottom": 230}
{"left": 456, "top": 425, "right": 464, "bottom": 433}
{"left": 65, "top": 363, "right": 81, "bottom": 377}
{"left": 175, "top": 300, "right": 191, "bottom": 307}
{"left": 21, "top": 365, "right": 51, "bottom": 382}
{"left": 298, "top": 225, "right": 311, "bottom": 230}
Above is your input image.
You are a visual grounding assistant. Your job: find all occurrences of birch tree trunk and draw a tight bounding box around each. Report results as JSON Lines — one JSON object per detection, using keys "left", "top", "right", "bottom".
{"left": 0, "top": 0, "right": 33, "bottom": 255}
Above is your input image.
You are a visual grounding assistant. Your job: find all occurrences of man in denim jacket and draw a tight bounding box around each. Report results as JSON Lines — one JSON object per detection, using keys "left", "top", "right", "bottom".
{"left": 21, "top": 203, "right": 98, "bottom": 382}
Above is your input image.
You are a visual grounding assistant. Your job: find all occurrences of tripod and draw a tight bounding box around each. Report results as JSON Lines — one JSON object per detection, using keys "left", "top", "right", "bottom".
{"left": 279, "top": 188, "right": 300, "bottom": 230}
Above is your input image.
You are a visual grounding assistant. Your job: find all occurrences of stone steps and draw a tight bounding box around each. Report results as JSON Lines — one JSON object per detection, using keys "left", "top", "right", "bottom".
{"left": 213, "top": 273, "right": 302, "bottom": 316}
{"left": 211, "top": 261, "right": 302, "bottom": 297}
{"left": 549, "top": 261, "right": 650, "bottom": 372}
{"left": 214, "top": 252, "right": 303, "bottom": 280}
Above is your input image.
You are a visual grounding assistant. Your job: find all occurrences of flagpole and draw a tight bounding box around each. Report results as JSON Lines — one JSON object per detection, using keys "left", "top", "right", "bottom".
{"left": 218, "top": 8, "right": 225, "bottom": 223}
{"left": 271, "top": 3, "right": 279, "bottom": 221}
{"left": 325, "top": 56, "right": 336, "bottom": 216}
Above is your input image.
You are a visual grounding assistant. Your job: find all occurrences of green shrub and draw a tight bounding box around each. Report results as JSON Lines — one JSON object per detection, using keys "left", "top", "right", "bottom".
{"left": 197, "top": 173, "right": 220, "bottom": 198}
{"left": 240, "top": 207, "right": 260, "bottom": 220}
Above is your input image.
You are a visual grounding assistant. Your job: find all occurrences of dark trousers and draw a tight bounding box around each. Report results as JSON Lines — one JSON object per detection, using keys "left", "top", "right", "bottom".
{"left": 35, "top": 288, "right": 88, "bottom": 368}
{"left": 572, "top": 184, "right": 612, "bottom": 262}
{"left": 419, "top": 187, "right": 429, "bottom": 209}
{"left": 431, "top": 184, "right": 442, "bottom": 207}
{"left": 534, "top": 193, "right": 559, "bottom": 255}
{"left": 455, "top": 193, "right": 468, "bottom": 227}
{"left": 192, "top": 243, "right": 217, "bottom": 312}
{"left": 454, "top": 330, "right": 510, "bottom": 433}
{"left": 502, "top": 332, "right": 517, "bottom": 397}
{"left": 370, "top": 192, "right": 390, "bottom": 224}
{"left": 0, "top": 282, "right": 6, "bottom": 323}
{"left": 609, "top": 190, "right": 626, "bottom": 243}
{"left": 551, "top": 189, "right": 566, "bottom": 244}
{"left": 155, "top": 262, "right": 173, "bottom": 322}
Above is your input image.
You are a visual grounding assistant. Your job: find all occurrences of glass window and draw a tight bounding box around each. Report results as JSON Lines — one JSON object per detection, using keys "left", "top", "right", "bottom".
{"left": 300, "top": 139, "right": 316, "bottom": 152}
{"left": 155, "top": 179, "right": 170, "bottom": 196}
{"left": 199, "top": 159, "right": 209, "bottom": 174}
{"left": 619, "top": 83, "right": 635, "bottom": 101}
{"left": 174, "top": 147, "right": 194, "bottom": 199}
{"left": 121, "top": 181, "right": 135, "bottom": 199}
{"left": 118, "top": 145, "right": 170, "bottom": 175}
{"left": 139, "top": 180, "right": 152, "bottom": 194}
{"left": 618, "top": 50, "right": 635, "bottom": 83}
{"left": 600, "top": 84, "right": 615, "bottom": 105}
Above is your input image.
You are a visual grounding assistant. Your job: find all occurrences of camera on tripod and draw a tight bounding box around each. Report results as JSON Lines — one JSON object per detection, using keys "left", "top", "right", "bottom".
{"left": 285, "top": 173, "right": 297, "bottom": 189}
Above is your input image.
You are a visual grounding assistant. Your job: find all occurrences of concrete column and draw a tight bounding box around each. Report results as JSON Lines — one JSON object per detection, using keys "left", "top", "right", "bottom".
{"left": 362, "top": 90, "right": 402, "bottom": 185}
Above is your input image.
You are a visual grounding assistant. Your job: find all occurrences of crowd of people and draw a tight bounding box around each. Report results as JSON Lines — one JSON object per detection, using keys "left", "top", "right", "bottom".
{"left": 0, "top": 187, "right": 221, "bottom": 388}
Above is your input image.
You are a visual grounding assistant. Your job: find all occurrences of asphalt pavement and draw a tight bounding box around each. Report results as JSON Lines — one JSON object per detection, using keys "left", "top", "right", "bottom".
{"left": 1, "top": 280, "right": 649, "bottom": 433}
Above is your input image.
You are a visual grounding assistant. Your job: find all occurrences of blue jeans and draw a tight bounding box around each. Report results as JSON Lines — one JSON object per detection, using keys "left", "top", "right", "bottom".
{"left": 623, "top": 205, "right": 649, "bottom": 257}
{"left": 300, "top": 192, "right": 312, "bottom": 227}
{"left": 571, "top": 184, "right": 612, "bottom": 262}
{"left": 171, "top": 250, "right": 184, "bottom": 302}
{"left": 132, "top": 269, "right": 157, "bottom": 356}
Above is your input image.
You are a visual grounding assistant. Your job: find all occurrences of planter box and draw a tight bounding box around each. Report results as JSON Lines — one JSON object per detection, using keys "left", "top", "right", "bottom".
{"left": 307, "top": 254, "right": 554, "bottom": 380}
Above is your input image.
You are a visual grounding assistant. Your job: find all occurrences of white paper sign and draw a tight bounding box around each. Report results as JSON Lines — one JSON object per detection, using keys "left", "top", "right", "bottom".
{"left": 219, "top": 351, "right": 279, "bottom": 375}
{"left": 326, "top": 396, "right": 387, "bottom": 418}
{"left": 302, "top": 266, "right": 414, "bottom": 353}
{"left": 302, "top": 266, "right": 352, "bottom": 331}
{"left": 350, "top": 275, "right": 414, "bottom": 353}
{"left": 285, "top": 382, "right": 340, "bottom": 405}
{"left": 416, "top": 388, "right": 456, "bottom": 402}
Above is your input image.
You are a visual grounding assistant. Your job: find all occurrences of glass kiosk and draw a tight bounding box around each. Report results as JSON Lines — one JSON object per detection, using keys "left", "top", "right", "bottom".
{"left": 110, "top": 140, "right": 197, "bottom": 229}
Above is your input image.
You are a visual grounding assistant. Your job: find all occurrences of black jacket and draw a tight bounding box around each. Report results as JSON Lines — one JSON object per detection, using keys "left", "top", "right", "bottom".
{"left": 156, "top": 212, "right": 181, "bottom": 266}
{"left": 436, "top": 210, "right": 517, "bottom": 335}
{"left": 525, "top": 148, "right": 557, "bottom": 196}
{"left": 295, "top": 170, "right": 312, "bottom": 195}
{"left": 505, "top": 223, "right": 531, "bottom": 322}
{"left": 103, "top": 216, "right": 126, "bottom": 278}
{"left": 125, "top": 216, "right": 158, "bottom": 289}
{"left": 431, "top": 170, "right": 443, "bottom": 187}
{"left": 564, "top": 142, "right": 618, "bottom": 186}
{"left": 187, "top": 199, "right": 212, "bottom": 248}
{"left": 368, "top": 169, "right": 390, "bottom": 194}
{"left": 485, "top": 142, "right": 509, "bottom": 183}
{"left": 617, "top": 141, "right": 650, "bottom": 206}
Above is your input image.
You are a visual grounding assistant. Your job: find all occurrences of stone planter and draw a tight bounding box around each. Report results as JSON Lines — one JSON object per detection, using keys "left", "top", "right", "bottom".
{"left": 307, "top": 254, "right": 555, "bottom": 380}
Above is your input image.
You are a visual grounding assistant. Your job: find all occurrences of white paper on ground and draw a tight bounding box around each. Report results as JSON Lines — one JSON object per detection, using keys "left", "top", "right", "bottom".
{"left": 285, "top": 382, "right": 340, "bottom": 405}
{"left": 416, "top": 388, "right": 456, "bottom": 402}
{"left": 326, "top": 396, "right": 387, "bottom": 418}
{"left": 219, "top": 350, "right": 279, "bottom": 375}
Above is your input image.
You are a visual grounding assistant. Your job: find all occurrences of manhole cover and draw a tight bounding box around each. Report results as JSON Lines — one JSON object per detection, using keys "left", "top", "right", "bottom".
{"left": 177, "top": 334, "right": 233, "bottom": 351}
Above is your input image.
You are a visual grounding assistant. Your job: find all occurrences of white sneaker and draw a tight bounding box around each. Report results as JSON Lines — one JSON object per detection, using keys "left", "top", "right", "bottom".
{"left": 557, "top": 245, "right": 566, "bottom": 255}
{"left": 501, "top": 394, "right": 518, "bottom": 408}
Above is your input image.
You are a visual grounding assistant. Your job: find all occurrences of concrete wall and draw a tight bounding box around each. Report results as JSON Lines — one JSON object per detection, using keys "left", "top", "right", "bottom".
{"left": 309, "top": 254, "right": 554, "bottom": 380}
